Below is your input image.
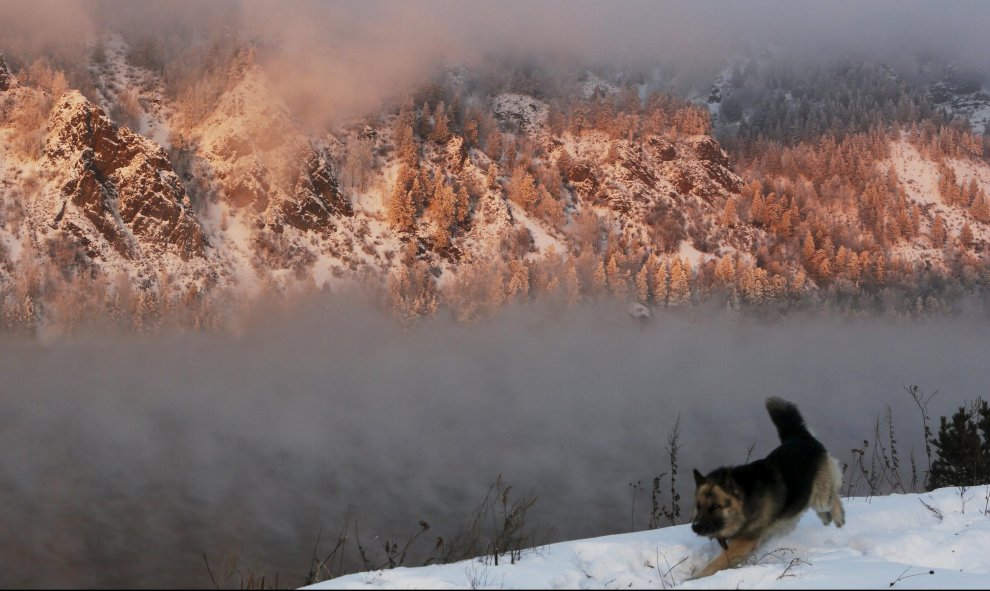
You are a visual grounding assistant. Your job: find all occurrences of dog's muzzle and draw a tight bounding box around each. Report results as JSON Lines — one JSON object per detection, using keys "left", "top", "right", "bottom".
{"left": 691, "top": 520, "right": 716, "bottom": 536}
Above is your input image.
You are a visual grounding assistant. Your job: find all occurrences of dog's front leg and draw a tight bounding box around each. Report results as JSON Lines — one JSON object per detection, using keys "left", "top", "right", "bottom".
{"left": 691, "top": 537, "right": 759, "bottom": 579}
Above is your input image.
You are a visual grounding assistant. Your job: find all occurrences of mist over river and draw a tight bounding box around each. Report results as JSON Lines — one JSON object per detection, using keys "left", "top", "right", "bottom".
{"left": 2, "top": 303, "right": 988, "bottom": 587}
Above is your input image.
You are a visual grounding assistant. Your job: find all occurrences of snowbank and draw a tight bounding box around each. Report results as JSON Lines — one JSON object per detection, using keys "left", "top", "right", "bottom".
{"left": 304, "top": 486, "right": 990, "bottom": 589}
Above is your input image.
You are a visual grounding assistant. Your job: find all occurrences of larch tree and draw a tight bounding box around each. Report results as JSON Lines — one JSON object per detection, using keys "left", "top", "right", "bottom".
{"left": 635, "top": 261, "right": 651, "bottom": 303}
{"left": 388, "top": 173, "right": 416, "bottom": 232}
{"left": 455, "top": 186, "right": 471, "bottom": 225}
{"left": 592, "top": 260, "right": 607, "bottom": 296}
{"left": 668, "top": 258, "right": 691, "bottom": 306}
{"left": 431, "top": 101, "right": 451, "bottom": 144}
{"left": 506, "top": 259, "right": 530, "bottom": 301}
{"left": 802, "top": 230, "right": 816, "bottom": 264}
{"left": 958, "top": 223, "right": 974, "bottom": 250}
{"left": 653, "top": 259, "right": 669, "bottom": 305}
{"left": 721, "top": 196, "right": 738, "bottom": 227}
{"left": 605, "top": 253, "right": 628, "bottom": 298}
{"left": 930, "top": 214, "right": 947, "bottom": 247}
{"left": 431, "top": 180, "right": 457, "bottom": 249}
{"left": 565, "top": 260, "right": 582, "bottom": 306}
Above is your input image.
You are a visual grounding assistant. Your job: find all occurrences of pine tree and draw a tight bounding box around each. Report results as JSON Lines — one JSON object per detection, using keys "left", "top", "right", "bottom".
{"left": 928, "top": 398, "right": 990, "bottom": 490}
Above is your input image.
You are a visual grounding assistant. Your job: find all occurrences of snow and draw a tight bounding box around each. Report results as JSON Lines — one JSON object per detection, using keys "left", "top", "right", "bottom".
{"left": 305, "top": 486, "right": 990, "bottom": 590}
{"left": 505, "top": 200, "right": 564, "bottom": 258}
{"left": 883, "top": 138, "right": 990, "bottom": 259}
{"left": 581, "top": 73, "right": 618, "bottom": 99}
{"left": 966, "top": 103, "right": 990, "bottom": 135}
{"left": 492, "top": 93, "right": 548, "bottom": 133}
{"left": 89, "top": 34, "right": 174, "bottom": 147}
{"left": 886, "top": 140, "right": 941, "bottom": 206}
{"left": 678, "top": 241, "right": 715, "bottom": 268}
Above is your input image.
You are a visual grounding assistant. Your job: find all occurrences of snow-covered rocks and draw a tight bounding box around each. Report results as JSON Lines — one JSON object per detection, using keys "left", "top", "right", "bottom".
{"left": 194, "top": 64, "right": 350, "bottom": 234}
{"left": 492, "top": 93, "right": 548, "bottom": 132}
{"left": 43, "top": 90, "right": 207, "bottom": 261}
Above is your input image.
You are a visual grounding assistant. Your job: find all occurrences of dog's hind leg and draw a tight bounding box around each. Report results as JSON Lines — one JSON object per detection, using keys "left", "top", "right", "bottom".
{"left": 825, "top": 456, "right": 845, "bottom": 527}
{"left": 691, "top": 537, "right": 759, "bottom": 580}
{"left": 829, "top": 491, "right": 845, "bottom": 527}
{"left": 811, "top": 455, "right": 845, "bottom": 527}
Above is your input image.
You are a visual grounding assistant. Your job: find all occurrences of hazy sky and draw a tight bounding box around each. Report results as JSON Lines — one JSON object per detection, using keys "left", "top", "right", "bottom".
{"left": 2, "top": 0, "right": 989, "bottom": 121}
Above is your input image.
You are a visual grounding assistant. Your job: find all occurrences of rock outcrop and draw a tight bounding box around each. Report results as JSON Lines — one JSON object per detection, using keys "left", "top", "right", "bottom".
{"left": 44, "top": 91, "right": 206, "bottom": 260}
{"left": 196, "top": 65, "right": 350, "bottom": 235}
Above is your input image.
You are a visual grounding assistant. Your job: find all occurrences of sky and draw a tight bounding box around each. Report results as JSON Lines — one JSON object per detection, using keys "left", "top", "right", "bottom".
{"left": 2, "top": 0, "right": 989, "bottom": 122}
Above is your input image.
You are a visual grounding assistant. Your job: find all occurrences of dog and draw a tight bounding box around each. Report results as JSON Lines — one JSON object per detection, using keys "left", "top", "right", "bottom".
{"left": 688, "top": 397, "right": 845, "bottom": 579}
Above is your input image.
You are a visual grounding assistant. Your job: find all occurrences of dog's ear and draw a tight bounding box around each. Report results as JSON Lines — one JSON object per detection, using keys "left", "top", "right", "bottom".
{"left": 693, "top": 468, "right": 706, "bottom": 487}
{"left": 718, "top": 471, "right": 744, "bottom": 498}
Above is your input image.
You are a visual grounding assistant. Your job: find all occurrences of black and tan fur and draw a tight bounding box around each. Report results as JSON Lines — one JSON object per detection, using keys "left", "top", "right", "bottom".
{"left": 689, "top": 397, "right": 844, "bottom": 579}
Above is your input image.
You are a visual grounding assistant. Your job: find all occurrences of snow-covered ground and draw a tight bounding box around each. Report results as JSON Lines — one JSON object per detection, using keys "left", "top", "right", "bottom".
{"left": 305, "top": 486, "right": 990, "bottom": 589}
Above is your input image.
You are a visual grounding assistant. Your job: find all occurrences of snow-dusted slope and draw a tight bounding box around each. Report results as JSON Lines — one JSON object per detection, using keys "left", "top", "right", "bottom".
{"left": 6, "top": 37, "right": 990, "bottom": 328}
{"left": 306, "top": 486, "right": 990, "bottom": 590}
{"left": 883, "top": 139, "right": 990, "bottom": 267}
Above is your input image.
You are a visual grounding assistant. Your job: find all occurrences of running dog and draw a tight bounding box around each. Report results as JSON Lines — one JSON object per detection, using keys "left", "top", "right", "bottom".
{"left": 689, "top": 397, "right": 845, "bottom": 579}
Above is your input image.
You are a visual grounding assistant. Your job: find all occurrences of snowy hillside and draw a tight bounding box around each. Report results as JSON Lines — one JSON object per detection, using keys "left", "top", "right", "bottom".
{"left": 4, "top": 29, "right": 990, "bottom": 332}
{"left": 306, "top": 487, "right": 990, "bottom": 589}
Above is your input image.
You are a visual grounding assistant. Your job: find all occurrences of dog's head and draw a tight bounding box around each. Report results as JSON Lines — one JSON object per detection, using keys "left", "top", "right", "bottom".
{"left": 691, "top": 468, "right": 746, "bottom": 539}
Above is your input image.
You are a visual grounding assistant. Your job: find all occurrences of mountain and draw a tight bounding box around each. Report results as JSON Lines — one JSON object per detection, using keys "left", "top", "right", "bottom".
{"left": 2, "top": 39, "right": 990, "bottom": 333}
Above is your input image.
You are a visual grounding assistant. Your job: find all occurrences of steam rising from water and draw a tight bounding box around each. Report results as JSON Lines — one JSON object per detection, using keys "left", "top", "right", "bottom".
{"left": 2, "top": 301, "right": 988, "bottom": 587}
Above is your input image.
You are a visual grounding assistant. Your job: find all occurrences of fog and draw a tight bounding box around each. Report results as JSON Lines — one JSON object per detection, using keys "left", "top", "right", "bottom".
{"left": 2, "top": 0, "right": 990, "bottom": 123}
{"left": 2, "top": 301, "right": 989, "bottom": 587}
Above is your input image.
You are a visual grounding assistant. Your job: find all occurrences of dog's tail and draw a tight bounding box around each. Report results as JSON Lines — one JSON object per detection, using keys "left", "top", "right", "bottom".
{"left": 766, "top": 397, "right": 811, "bottom": 442}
